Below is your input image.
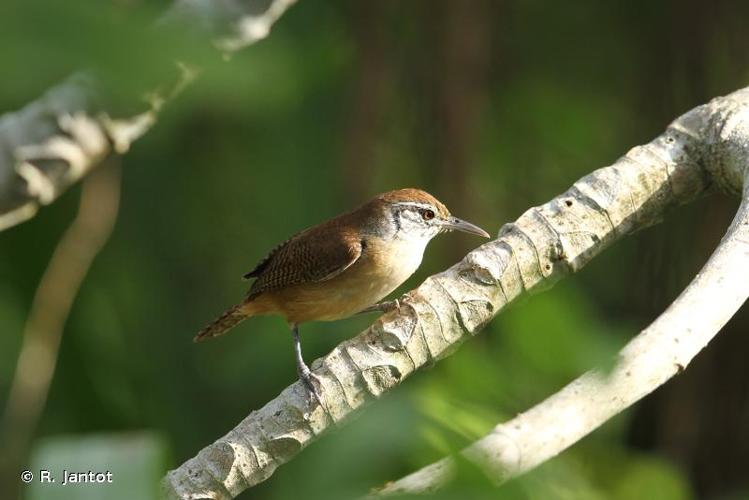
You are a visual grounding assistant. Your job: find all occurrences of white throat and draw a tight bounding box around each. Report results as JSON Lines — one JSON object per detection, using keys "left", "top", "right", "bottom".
{"left": 390, "top": 233, "right": 432, "bottom": 279}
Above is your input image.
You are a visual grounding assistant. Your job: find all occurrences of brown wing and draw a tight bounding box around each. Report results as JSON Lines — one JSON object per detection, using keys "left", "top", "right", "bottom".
{"left": 244, "top": 225, "right": 363, "bottom": 299}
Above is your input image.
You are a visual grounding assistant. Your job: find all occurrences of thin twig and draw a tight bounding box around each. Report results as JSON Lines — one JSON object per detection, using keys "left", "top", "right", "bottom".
{"left": 1, "top": 162, "right": 121, "bottom": 482}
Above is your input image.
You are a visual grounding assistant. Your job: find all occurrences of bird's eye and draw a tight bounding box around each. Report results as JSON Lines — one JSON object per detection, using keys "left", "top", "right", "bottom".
{"left": 421, "top": 209, "right": 435, "bottom": 221}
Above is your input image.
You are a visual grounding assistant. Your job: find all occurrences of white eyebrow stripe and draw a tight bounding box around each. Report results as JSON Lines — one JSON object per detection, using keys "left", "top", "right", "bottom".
{"left": 391, "top": 202, "right": 434, "bottom": 211}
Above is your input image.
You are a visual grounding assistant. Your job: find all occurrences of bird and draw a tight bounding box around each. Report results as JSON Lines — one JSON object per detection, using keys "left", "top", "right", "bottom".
{"left": 194, "top": 188, "right": 489, "bottom": 401}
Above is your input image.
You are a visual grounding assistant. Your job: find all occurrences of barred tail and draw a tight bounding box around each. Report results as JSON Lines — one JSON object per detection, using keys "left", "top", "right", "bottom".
{"left": 194, "top": 303, "right": 250, "bottom": 342}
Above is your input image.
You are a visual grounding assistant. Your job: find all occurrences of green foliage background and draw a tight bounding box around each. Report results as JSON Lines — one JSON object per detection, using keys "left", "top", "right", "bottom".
{"left": 1, "top": 0, "right": 748, "bottom": 499}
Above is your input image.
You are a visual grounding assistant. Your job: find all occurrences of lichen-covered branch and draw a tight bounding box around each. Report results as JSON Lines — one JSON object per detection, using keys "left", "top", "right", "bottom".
{"left": 0, "top": 0, "right": 297, "bottom": 232}
{"left": 161, "top": 89, "right": 748, "bottom": 500}
{"left": 373, "top": 88, "right": 749, "bottom": 496}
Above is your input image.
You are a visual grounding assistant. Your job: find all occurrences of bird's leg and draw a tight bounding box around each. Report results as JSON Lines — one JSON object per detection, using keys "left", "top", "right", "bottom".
{"left": 292, "top": 324, "right": 323, "bottom": 405}
{"left": 357, "top": 298, "right": 401, "bottom": 315}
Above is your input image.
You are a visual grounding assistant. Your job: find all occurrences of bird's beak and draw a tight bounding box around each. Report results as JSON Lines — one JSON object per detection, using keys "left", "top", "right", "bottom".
{"left": 442, "top": 216, "right": 490, "bottom": 238}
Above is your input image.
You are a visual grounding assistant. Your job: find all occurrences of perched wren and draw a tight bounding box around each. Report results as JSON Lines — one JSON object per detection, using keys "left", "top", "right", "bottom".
{"left": 194, "top": 188, "right": 489, "bottom": 399}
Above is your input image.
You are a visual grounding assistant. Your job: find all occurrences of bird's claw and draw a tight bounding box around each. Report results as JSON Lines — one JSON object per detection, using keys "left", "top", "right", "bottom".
{"left": 298, "top": 365, "right": 323, "bottom": 407}
{"left": 358, "top": 298, "right": 404, "bottom": 315}
{"left": 380, "top": 298, "right": 401, "bottom": 312}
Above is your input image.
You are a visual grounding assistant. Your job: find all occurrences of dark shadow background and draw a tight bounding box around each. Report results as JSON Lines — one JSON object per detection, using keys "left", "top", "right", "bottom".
{"left": 0, "top": 0, "right": 747, "bottom": 499}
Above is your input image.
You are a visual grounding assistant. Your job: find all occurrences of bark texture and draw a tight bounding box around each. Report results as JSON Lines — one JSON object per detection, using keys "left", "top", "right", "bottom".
{"left": 162, "top": 85, "right": 749, "bottom": 500}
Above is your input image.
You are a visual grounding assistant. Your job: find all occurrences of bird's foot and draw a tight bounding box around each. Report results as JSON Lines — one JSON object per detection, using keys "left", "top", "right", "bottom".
{"left": 298, "top": 364, "right": 323, "bottom": 408}
{"left": 358, "top": 298, "right": 402, "bottom": 315}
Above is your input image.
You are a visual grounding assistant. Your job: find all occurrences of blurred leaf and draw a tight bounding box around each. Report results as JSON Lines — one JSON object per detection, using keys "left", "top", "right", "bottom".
{"left": 611, "top": 455, "right": 693, "bottom": 500}
{"left": 500, "top": 284, "right": 628, "bottom": 379}
{"left": 26, "top": 432, "right": 168, "bottom": 500}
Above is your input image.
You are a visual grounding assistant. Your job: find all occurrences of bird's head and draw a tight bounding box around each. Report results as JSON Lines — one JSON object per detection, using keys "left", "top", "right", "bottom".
{"left": 371, "top": 188, "right": 490, "bottom": 243}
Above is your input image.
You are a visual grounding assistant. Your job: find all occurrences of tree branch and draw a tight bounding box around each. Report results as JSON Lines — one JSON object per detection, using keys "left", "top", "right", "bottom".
{"left": 373, "top": 88, "right": 749, "bottom": 496}
{"left": 161, "top": 88, "right": 748, "bottom": 500}
{"left": 0, "top": 0, "right": 297, "bottom": 232}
